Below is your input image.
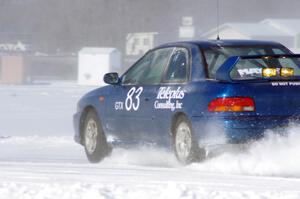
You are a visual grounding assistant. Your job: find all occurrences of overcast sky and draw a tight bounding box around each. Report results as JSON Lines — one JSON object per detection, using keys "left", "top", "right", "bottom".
{"left": 1, "top": 0, "right": 300, "bottom": 53}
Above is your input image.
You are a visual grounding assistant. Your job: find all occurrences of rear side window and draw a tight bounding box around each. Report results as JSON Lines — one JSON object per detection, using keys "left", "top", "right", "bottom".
{"left": 164, "top": 48, "right": 188, "bottom": 83}
{"left": 203, "top": 46, "right": 294, "bottom": 79}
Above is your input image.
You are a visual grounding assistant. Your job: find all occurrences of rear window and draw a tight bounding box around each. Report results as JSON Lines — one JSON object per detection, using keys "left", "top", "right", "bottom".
{"left": 203, "top": 46, "right": 300, "bottom": 80}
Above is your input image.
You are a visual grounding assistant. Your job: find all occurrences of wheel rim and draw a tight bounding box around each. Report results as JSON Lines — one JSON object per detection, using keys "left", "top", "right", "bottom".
{"left": 175, "top": 122, "right": 192, "bottom": 162}
{"left": 85, "top": 118, "right": 98, "bottom": 154}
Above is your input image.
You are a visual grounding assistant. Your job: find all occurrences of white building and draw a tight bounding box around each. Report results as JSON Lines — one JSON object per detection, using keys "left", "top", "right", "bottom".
{"left": 78, "top": 47, "right": 121, "bottom": 86}
{"left": 126, "top": 32, "right": 157, "bottom": 56}
{"left": 201, "top": 19, "right": 300, "bottom": 53}
{"left": 261, "top": 19, "right": 300, "bottom": 52}
{"left": 179, "top": 16, "right": 195, "bottom": 39}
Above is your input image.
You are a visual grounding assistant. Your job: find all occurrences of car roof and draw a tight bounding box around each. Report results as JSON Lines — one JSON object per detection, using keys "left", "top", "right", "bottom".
{"left": 157, "top": 39, "right": 284, "bottom": 49}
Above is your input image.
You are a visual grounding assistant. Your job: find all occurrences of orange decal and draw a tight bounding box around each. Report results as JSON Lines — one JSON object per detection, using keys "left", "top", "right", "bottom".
{"left": 99, "top": 96, "right": 105, "bottom": 102}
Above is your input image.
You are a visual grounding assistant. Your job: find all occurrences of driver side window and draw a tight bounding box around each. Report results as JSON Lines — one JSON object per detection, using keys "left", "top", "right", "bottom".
{"left": 122, "top": 48, "right": 173, "bottom": 85}
{"left": 122, "top": 53, "right": 152, "bottom": 85}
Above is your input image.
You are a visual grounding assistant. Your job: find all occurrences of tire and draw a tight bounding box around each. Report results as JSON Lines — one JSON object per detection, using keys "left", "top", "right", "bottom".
{"left": 173, "top": 115, "right": 205, "bottom": 164}
{"left": 82, "top": 110, "right": 110, "bottom": 163}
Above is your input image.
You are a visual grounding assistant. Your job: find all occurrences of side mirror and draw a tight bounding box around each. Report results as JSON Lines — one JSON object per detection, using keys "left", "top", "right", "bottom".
{"left": 103, "top": 72, "right": 120, "bottom": 85}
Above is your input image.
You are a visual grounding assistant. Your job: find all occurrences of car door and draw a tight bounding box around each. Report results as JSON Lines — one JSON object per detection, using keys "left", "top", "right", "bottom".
{"left": 152, "top": 47, "right": 191, "bottom": 145}
{"left": 106, "top": 47, "right": 174, "bottom": 145}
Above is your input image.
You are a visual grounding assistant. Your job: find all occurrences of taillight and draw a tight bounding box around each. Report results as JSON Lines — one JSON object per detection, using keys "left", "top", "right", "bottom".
{"left": 208, "top": 97, "right": 255, "bottom": 112}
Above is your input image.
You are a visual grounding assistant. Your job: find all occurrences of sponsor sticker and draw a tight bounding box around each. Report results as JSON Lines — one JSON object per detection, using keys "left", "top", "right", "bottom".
{"left": 237, "top": 68, "right": 262, "bottom": 77}
{"left": 154, "top": 87, "right": 185, "bottom": 111}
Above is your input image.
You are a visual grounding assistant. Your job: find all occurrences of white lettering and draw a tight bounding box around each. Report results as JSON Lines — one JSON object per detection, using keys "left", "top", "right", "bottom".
{"left": 0, "top": 41, "right": 27, "bottom": 52}
{"left": 157, "top": 87, "right": 185, "bottom": 101}
{"left": 271, "top": 82, "right": 300, "bottom": 86}
{"left": 125, "top": 87, "right": 143, "bottom": 111}
{"left": 238, "top": 68, "right": 262, "bottom": 77}
{"left": 154, "top": 100, "right": 176, "bottom": 111}
{"left": 289, "top": 82, "right": 300, "bottom": 86}
{"left": 279, "top": 82, "right": 288, "bottom": 86}
{"left": 115, "top": 102, "right": 124, "bottom": 110}
{"left": 154, "top": 87, "right": 185, "bottom": 111}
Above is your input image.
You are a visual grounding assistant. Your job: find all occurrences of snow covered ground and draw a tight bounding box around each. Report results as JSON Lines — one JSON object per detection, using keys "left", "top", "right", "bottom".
{"left": 1, "top": 82, "right": 300, "bottom": 199}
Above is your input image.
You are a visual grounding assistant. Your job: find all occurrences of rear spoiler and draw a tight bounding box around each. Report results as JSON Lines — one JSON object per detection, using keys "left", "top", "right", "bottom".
{"left": 215, "top": 54, "right": 300, "bottom": 82}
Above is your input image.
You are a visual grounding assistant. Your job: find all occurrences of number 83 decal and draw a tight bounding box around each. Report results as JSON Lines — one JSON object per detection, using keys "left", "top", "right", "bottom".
{"left": 125, "top": 87, "right": 143, "bottom": 111}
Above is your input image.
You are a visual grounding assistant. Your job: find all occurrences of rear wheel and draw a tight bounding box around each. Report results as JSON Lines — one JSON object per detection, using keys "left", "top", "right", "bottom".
{"left": 173, "top": 115, "right": 205, "bottom": 164}
{"left": 83, "top": 110, "right": 110, "bottom": 163}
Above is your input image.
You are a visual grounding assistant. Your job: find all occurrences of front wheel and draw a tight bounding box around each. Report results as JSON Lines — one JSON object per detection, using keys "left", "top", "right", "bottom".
{"left": 83, "top": 110, "right": 110, "bottom": 163}
{"left": 173, "top": 115, "right": 205, "bottom": 164}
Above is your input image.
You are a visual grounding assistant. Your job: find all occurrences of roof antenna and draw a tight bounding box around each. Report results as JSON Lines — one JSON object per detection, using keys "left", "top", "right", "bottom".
{"left": 216, "top": 0, "right": 220, "bottom": 40}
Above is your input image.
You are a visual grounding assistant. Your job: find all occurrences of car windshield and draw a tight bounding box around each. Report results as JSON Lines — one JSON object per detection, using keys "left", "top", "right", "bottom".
{"left": 203, "top": 46, "right": 300, "bottom": 80}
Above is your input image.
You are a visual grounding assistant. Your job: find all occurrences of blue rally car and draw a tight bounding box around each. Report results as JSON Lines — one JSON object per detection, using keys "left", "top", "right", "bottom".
{"left": 73, "top": 40, "right": 300, "bottom": 163}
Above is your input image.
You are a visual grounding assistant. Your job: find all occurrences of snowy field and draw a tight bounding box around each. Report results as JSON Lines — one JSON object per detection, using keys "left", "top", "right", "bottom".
{"left": 1, "top": 82, "right": 300, "bottom": 199}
